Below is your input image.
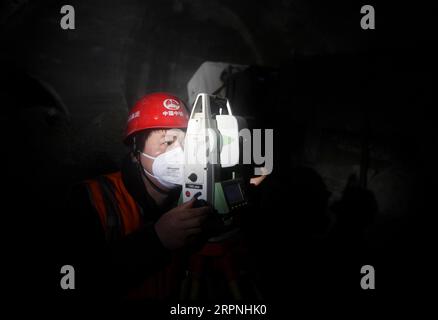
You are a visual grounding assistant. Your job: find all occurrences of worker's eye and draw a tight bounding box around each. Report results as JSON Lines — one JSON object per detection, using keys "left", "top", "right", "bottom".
{"left": 161, "top": 140, "right": 173, "bottom": 147}
{"left": 164, "top": 135, "right": 176, "bottom": 145}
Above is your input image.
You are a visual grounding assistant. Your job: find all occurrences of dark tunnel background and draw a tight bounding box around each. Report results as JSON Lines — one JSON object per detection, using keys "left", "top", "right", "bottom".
{"left": 1, "top": 0, "right": 436, "bottom": 308}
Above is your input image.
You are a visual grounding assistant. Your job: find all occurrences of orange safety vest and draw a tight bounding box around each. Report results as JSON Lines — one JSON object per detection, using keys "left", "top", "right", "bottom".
{"left": 84, "top": 172, "right": 182, "bottom": 299}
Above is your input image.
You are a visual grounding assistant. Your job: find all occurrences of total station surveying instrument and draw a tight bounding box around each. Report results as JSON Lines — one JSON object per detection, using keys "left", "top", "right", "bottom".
{"left": 179, "top": 93, "right": 249, "bottom": 235}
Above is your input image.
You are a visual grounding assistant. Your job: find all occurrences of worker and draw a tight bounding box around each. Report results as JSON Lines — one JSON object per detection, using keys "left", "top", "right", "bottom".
{"left": 68, "top": 92, "right": 213, "bottom": 300}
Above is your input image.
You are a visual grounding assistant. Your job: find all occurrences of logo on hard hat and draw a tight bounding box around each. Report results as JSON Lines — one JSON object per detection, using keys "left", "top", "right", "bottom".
{"left": 163, "top": 99, "right": 181, "bottom": 111}
{"left": 127, "top": 110, "right": 140, "bottom": 122}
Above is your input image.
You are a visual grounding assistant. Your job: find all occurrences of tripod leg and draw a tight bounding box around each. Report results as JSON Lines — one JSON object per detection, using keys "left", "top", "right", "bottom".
{"left": 220, "top": 253, "right": 243, "bottom": 300}
{"left": 179, "top": 270, "right": 190, "bottom": 300}
{"left": 186, "top": 253, "right": 204, "bottom": 300}
{"left": 228, "top": 279, "right": 243, "bottom": 300}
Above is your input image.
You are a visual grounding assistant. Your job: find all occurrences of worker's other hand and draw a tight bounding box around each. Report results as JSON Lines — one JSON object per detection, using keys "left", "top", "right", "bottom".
{"left": 154, "top": 196, "right": 212, "bottom": 250}
{"left": 250, "top": 167, "right": 269, "bottom": 186}
{"left": 250, "top": 175, "right": 267, "bottom": 186}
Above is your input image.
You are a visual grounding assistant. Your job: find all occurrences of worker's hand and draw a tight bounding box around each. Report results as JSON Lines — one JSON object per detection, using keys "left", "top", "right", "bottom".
{"left": 250, "top": 167, "right": 269, "bottom": 186}
{"left": 250, "top": 175, "right": 267, "bottom": 186}
{"left": 154, "top": 196, "right": 212, "bottom": 250}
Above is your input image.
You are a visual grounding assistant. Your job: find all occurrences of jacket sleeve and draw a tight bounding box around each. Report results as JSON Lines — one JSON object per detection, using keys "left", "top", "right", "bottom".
{"left": 67, "top": 184, "right": 171, "bottom": 300}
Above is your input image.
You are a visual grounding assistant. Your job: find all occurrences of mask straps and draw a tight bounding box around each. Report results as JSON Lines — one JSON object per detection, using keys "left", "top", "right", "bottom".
{"left": 136, "top": 152, "right": 170, "bottom": 194}
{"left": 139, "top": 152, "right": 158, "bottom": 179}
{"left": 143, "top": 167, "right": 156, "bottom": 179}
{"left": 140, "top": 152, "right": 156, "bottom": 160}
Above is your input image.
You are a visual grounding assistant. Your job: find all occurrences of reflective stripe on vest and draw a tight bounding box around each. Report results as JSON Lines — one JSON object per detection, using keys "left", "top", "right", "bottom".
{"left": 84, "top": 172, "right": 143, "bottom": 240}
{"left": 84, "top": 172, "right": 182, "bottom": 299}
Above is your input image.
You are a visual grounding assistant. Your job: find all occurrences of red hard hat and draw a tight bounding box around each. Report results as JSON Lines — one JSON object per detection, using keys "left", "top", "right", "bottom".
{"left": 125, "top": 92, "right": 189, "bottom": 143}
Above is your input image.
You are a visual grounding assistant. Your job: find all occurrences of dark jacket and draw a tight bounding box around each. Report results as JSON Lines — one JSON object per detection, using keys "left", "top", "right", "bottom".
{"left": 67, "top": 154, "right": 182, "bottom": 301}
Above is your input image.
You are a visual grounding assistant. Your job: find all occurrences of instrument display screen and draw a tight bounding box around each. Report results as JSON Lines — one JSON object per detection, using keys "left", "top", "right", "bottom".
{"left": 223, "top": 182, "right": 244, "bottom": 205}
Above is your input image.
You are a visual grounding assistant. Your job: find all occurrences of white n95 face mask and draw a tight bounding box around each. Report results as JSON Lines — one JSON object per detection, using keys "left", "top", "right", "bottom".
{"left": 141, "top": 146, "right": 185, "bottom": 189}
